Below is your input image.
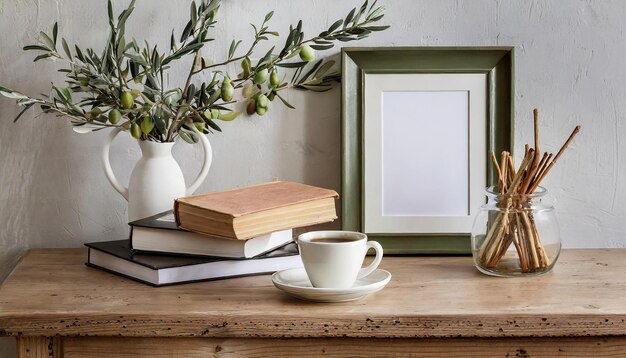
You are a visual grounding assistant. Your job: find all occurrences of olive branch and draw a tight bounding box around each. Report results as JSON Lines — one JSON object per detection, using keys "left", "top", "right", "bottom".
{"left": 0, "top": 0, "right": 388, "bottom": 143}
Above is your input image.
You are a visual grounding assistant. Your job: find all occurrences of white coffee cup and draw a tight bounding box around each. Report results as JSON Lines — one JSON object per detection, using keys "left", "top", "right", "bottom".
{"left": 297, "top": 231, "right": 384, "bottom": 289}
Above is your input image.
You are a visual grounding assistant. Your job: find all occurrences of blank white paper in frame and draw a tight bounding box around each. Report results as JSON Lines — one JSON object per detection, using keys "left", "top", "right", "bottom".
{"left": 363, "top": 73, "right": 487, "bottom": 234}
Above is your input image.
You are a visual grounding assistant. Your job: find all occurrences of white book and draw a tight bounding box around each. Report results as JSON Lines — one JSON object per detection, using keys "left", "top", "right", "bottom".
{"left": 130, "top": 211, "right": 293, "bottom": 258}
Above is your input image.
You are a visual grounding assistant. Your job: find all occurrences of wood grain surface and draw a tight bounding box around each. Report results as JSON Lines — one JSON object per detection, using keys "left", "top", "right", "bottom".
{"left": 16, "top": 336, "right": 61, "bottom": 358}
{"left": 1, "top": 249, "right": 625, "bottom": 339}
{"left": 60, "top": 336, "right": 626, "bottom": 357}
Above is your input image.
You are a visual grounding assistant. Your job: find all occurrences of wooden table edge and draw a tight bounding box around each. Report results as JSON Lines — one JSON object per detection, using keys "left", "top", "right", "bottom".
{"left": 2, "top": 313, "right": 626, "bottom": 338}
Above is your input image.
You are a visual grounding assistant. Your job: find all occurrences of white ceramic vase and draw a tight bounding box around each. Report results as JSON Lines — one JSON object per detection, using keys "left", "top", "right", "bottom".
{"left": 102, "top": 127, "right": 212, "bottom": 222}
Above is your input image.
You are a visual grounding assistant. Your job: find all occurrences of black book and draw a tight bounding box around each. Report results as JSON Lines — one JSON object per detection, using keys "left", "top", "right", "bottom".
{"left": 85, "top": 240, "right": 302, "bottom": 287}
{"left": 129, "top": 210, "right": 293, "bottom": 258}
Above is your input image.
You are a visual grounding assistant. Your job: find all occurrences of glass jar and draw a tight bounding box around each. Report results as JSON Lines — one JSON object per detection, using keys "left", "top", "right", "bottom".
{"left": 471, "top": 186, "right": 561, "bottom": 277}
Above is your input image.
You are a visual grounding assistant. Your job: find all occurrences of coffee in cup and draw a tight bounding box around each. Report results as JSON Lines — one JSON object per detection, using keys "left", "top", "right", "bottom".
{"left": 297, "top": 231, "right": 383, "bottom": 289}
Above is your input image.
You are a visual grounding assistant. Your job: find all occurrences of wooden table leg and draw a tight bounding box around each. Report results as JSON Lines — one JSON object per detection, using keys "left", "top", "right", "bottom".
{"left": 16, "top": 336, "right": 62, "bottom": 358}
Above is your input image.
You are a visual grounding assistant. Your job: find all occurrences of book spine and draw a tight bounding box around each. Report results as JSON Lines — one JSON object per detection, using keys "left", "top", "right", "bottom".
{"left": 174, "top": 200, "right": 182, "bottom": 227}
{"left": 129, "top": 226, "right": 135, "bottom": 250}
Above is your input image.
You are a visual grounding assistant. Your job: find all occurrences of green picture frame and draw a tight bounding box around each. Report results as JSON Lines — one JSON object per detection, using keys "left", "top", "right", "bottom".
{"left": 341, "top": 47, "right": 514, "bottom": 254}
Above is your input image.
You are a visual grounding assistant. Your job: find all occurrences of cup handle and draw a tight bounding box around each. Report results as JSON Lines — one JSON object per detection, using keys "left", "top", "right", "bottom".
{"left": 357, "top": 241, "right": 384, "bottom": 279}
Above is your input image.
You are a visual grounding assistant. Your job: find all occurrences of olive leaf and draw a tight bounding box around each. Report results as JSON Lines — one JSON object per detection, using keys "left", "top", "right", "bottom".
{"left": 275, "top": 93, "right": 295, "bottom": 109}
{"left": 0, "top": 86, "right": 29, "bottom": 100}
{"left": 178, "top": 128, "right": 198, "bottom": 143}
{"left": 217, "top": 110, "right": 240, "bottom": 121}
{"left": 228, "top": 39, "right": 242, "bottom": 60}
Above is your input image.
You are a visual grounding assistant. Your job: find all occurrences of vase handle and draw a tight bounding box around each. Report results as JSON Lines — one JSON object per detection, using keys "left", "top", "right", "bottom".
{"left": 102, "top": 127, "right": 129, "bottom": 201}
{"left": 186, "top": 125, "right": 213, "bottom": 195}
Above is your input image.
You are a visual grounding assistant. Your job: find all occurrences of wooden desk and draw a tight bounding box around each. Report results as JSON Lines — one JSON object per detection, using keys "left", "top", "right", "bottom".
{"left": 1, "top": 249, "right": 625, "bottom": 357}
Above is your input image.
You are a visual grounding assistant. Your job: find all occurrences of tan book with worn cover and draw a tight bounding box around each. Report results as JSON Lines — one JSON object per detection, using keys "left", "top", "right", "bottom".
{"left": 174, "top": 181, "right": 338, "bottom": 240}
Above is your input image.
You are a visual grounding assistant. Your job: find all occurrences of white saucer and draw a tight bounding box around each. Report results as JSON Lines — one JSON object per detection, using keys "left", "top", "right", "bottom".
{"left": 272, "top": 268, "right": 391, "bottom": 302}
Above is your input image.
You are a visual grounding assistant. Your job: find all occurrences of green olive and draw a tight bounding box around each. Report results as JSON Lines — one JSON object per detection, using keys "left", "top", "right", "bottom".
{"left": 130, "top": 123, "right": 141, "bottom": 139}
{"left": 269, "top": 70, "right": 280, "bottom": 88}
{"left": 130, "top": 89, "right": 142, "bottom": 98}
{"left": 257, "top": 94, "right": 269, "bottom": 109}
{"left": 210, "top": 109, "right": 220, "bottom": 119}
{"left": 241, "top": 57, "right": 251, "bottom": 77}
{"left": 299, "top": 45, "right": 315, "bottom": 62}
{"left": 242, "top": 84, "right": 256, "bottom": 98}
{"left": 253, "top": 68, "right": 269, "bottom": 84}
{"left": 140, "top": 115, "right": 155, "bottom": 135}
{"left": 221, "top": 81, "right": 234, "bottom": 102}
{"left": 255, "top": 106, "right": 267, "bottom": 116}
{"left": 108, "top": 109, "right": 122, "bottom": 124}
{"left": 256, "top": 94, "right": 269, "bottom": 116}
{"left": 87, "top": 107, "right": 102, "bottom": 122}
{"left": 120, "top": 91, "right": 134, "bottom": 110}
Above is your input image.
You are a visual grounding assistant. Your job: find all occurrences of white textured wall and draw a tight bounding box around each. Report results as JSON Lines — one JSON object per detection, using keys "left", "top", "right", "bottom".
{"left": 0, "top": 0, "right": 623, "bottom": 355}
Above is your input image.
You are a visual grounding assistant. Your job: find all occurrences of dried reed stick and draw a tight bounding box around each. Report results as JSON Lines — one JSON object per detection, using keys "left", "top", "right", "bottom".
{"left": 529, "top": 125, "right": 581, "bottom": 192}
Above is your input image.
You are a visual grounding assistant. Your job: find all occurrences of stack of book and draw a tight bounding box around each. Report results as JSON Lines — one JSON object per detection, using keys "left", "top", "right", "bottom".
{"left": 86, "top": 181, "right": 338, "bottom": 286}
